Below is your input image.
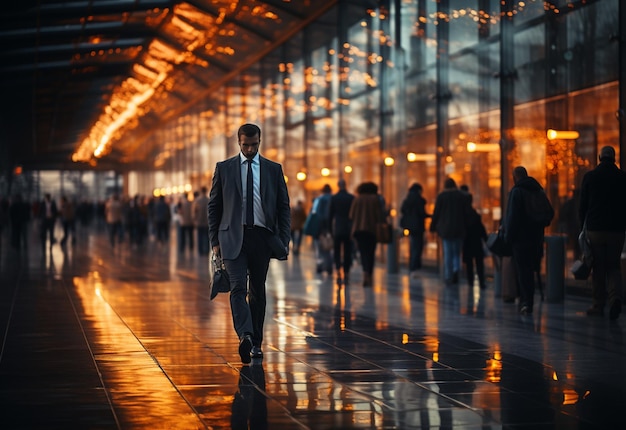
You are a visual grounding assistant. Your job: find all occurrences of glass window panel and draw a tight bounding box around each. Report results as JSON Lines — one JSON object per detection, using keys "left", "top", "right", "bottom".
{"left": 449, "top": 0, "right": 479, "bottom": 54}
{"left": 514, "top": 26, "right": 545, "bottom": 103}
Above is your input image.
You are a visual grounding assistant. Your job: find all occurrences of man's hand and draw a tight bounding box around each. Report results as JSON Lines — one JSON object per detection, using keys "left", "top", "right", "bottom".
{"left": 212, "top": 245, "right": 220, "bottom": 256}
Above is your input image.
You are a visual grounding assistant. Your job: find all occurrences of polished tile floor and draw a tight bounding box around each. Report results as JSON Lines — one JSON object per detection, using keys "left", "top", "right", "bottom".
{"left": 0, "top": 225, "right": 624, "bottom": 429}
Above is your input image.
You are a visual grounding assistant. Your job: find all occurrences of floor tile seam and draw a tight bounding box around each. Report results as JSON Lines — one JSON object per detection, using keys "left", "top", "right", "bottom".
{"left": 67, "top": 281, "right": 208, "bottom": 427}
{"left": 0, "top": 265, "right": 23, "bottom": 366}
{"left": 168, "top": 317, "right": 313, "bottom": 430}
{"left": 57, "top": 273, "right": 123, "bottom": 429}
{"left": 269, "top": 315, "right": 491, "bottom": 419}
{"left": 307, "top": 292, "right": 626, "bottom": 396}
{"left": 276, "top": 336, "right": 490, "bottom": 419}
{"left": 274, "top": 302, "right": 587, "bottom": 422}
{"left": 236, "top": 369, "right": 312, "bottom": 430}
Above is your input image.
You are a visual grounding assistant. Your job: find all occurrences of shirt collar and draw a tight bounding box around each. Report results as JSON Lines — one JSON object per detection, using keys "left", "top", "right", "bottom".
{"left": 240, "top": 152, "right": 260, "bottom": 164}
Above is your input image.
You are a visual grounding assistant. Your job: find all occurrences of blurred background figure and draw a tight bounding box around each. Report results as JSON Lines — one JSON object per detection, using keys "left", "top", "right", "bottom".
{"left": 349, "top": 182, "right": 385, "bottom": 287}
{"left": 39, "top": 193, "right": 58, "bottom": 250}
{"left": 59, "top": 195, "right": 76, "bottom": 247}
{"left": 105, "top": 194, "right": 123, "bottom": 248}
{"left": 400, "top": 183, "right": 429, "bottom": 278}
{"left": 430, "top": 178, "right": 471, "bottom": 285}
{"left": 312, "top": 184, "right": 333, "bottom": 275}
{"left": 329, "top": 179, "right": 354, "bottom": 285}
{"left": 192, "top": 187, "right": 210, "bottom": 256}
{"left": 462, "top": 193, "right": 488, "bottom": 290}
{"left": 175, "top": 194, "right": 194, "bottom": 254}
{"left": 290, "top": 199, "right": 306, "bottom": 256}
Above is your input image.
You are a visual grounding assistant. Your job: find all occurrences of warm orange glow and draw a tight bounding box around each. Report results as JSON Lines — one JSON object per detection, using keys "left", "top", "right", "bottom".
{"left": 466, "top": 142, "right": 500, "bottom": 152}
{"left": 384, "top": 156, "right": 395, "bottom": 166}
{"left": 13, "top": 166, "right": 22, "bottom": 175}
{"left": 344, "top": 165, "right": 353, "bottom": 173}
{"left": 547, "top": 129, "right": 580, "bottom": 140}
{"left": 296, "top": 171, "right": 307, "bottom": 181}
{"left": 407, "top": 152, "right": 436, "bottom": 162}
{"left": 321, "top": 168, "right": 330, "bottom": 177}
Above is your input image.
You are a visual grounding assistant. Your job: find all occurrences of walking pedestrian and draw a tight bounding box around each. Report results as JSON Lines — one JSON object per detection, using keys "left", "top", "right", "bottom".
{"left": 208, "top": 123, "right": 290, "bottom": 363}
{"left": 579, "top": 146, "right": 626, "bottom": 320}
{"left": 329, "top": 179, "right": 355, "bottom": 285}
{"left": 400, "top": 183, "right": 429, "bottom": 278}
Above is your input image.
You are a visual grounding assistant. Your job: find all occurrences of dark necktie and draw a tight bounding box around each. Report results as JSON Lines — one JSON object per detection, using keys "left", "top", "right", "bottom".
{"left": 246, "top": 159, "right": 254, "bottom": 226}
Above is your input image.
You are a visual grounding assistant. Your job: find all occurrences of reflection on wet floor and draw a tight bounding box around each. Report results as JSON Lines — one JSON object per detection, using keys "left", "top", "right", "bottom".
{"left": 0, "top": 227, "right": 624, "bottom": 429}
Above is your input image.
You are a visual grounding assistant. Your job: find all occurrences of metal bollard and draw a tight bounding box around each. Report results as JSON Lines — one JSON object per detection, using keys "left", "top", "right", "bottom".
{"left": 545, "top": 235, "right": 567, "bottom": 303}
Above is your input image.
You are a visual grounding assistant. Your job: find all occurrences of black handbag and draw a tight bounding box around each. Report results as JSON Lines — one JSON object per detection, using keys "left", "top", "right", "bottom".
{"left": 210, "top": 253, "right": 231, "bottom": 300}
{"left": 486, "top": 228, "right": 512, "bottom": 257}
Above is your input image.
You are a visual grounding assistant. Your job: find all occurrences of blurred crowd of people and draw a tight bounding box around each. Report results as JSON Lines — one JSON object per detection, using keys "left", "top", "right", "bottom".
{"left": 0, "top": 187, "right": 212, "bottom": 256}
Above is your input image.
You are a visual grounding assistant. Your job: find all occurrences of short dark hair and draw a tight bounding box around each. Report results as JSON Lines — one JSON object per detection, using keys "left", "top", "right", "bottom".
{"left": 513, "top": 166, "right": 528, "bottom": 181}
{"left": 599, "top": 145, "right": 616, "bottom": 162}
{"left": 237, "top": 123, "right": 261, "bottom": 140}
{"left": 443, "top": 177, "right": 457, "bottom": 189}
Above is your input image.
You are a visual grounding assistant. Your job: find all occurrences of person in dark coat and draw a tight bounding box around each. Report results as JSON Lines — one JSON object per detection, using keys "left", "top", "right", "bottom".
{"left": 39, "top": 193, "right": 58, "bottom": 249}
{"left": 430, "top": 177, "right": 472, "bottom": 284}
{"left": 329, "top": 179, "right": 355, "bottom": 285}
{"left": 312, "top": 184, "right": 333, "bottom": 275}
{"left": 349, "top": 182, "right": 385, "bottom": 287}
{"left": 503, "top": 166, "right": 552, "bottom": 315}
{"left": 579, "top": 146, "right": 626, "bottom": 320}
{"left": 400, "top": 183, "right": 429, "bottom": 278}
{"left": 462, "top": 193, "right": 488, "bottom": 289}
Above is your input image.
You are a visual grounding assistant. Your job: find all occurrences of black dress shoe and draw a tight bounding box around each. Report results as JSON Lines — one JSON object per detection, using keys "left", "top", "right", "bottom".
{"left": 238, "top": 335, "right": 253, "bottom": 364}
{"left": 251, "top": 346, "right": 263, "bottom": 360}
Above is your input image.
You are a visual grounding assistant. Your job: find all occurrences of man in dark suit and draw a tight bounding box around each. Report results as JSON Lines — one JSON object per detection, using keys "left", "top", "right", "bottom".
{"left": 39, "top": 193, "right": 58, "bottom": 249}
{"left": 208, "top": 123, "right": 291, "bottom": 364}
{"left": 329, "top": 179, "right": 354, "bottom": 285}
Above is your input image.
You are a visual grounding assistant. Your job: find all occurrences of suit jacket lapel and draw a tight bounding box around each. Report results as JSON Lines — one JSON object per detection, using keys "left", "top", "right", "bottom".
{"left": 226, "top": 155, "right": 243, "bottom": 201}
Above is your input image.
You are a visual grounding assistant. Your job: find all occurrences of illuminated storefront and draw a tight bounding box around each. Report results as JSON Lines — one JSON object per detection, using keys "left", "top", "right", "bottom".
{"left": 130, "top": 0, "right": 622, "bottom": 265}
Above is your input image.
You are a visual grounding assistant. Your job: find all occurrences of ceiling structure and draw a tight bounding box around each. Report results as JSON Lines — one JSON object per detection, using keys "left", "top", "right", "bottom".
{"left": 0, "top": 0, "right": 341, "bottom": 171}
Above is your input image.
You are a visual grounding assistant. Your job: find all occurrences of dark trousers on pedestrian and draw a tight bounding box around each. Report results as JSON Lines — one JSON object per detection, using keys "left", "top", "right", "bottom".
{"left": 333, "top": 234, "right": 353, "bottom": 276}
{"left": 41, "top": 218, "right": 56, "bottom": 248}
{"left": 512, "top": 242, "right": 539, "bottom": 311}
{"left": 587, "top": 230, "right": 625, "bottom": 309}
{"left": 178, "top": 225, "right": 194, "bottom": 252}
{"left": 197, "top": 226, "right": 209, "bottom": 255}
{"left": 223, "top": 227, "right": 272, "bottom": 348}
{"left": 354, "top": 231, "right": 377, "bottom": 276}
{"left": 409, "top": 232, "right": 424, "bottom": 271}
{"left": 61, "top": 219, "right": 76, "bottom": 245}
{"left": 464, "top": 255, "right": 486, "bottom": 289}
{"left": 108, "top": 221, "right": 122, "bottom": 247}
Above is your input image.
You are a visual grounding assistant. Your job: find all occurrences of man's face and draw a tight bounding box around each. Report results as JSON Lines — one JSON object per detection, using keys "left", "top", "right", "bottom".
{"left": 239, "top": 134, "right": 260, "bottom": 160}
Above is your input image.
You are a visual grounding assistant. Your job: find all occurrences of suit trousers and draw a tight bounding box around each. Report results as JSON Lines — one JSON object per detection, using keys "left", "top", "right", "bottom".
{"left": 512, "top": 241, "right": 540, "bottom": 310}
{"left": 223, "top": 226, "right": 272, "bottom": 348}
{"left": 333, "top": 234, "right": 353, "bottom": 274}
{"left": 587, "top": 230, "right": 625, "bottom": 308}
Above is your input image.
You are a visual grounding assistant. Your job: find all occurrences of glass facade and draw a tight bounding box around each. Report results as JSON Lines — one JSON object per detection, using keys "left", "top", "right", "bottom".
{"left": 122, "top": 0, "right": 620, "bottom": 265}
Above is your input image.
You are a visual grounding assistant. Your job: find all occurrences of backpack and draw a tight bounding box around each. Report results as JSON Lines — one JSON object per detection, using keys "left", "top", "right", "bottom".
{"left": 525, "top": 189, "right": 555, "bottom": 227}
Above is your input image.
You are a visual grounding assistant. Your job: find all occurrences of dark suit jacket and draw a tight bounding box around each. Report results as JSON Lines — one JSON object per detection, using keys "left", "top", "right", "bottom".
{"left": 329, "top": 190, "right": 354, "bottom": 237}
{"left": 39, "top": 200, "right": 58, "bottom": 220}
{"left": 208, "top": 154, "right": 291, "bottom": 260}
